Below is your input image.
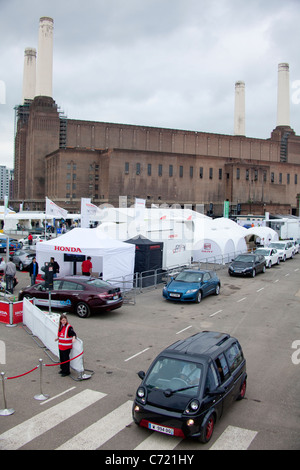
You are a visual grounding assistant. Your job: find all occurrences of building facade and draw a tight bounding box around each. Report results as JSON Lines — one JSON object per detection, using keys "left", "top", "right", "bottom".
{"left": 13, "top": 96, "right": 300, "bottom": 216}
{"left": 12, "top": 18, "right": 300, "bottom": 217}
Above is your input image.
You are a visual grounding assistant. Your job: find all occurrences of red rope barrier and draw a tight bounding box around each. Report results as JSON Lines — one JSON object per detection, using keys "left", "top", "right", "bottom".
{"left": 4, "top": 351, "right": 84, "bottom": 380}
{"left": 6, "top": 366, "right": 39, "bottom": 380}
{"left": 44, "top": 351, "right": 84, "bottom": 367}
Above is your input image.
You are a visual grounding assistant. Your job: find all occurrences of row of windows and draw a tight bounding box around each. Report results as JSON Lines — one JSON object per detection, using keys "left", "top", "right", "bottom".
{"left": 125, "top": 162, "right": 298, "bottom": 184}
{"left": 125, "top": 162, "right": 219, "bottom": 179}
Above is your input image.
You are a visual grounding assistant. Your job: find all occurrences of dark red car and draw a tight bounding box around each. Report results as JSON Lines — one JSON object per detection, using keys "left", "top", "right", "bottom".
{"left": 18, "top": 276, "right": 123, "bottom": 318}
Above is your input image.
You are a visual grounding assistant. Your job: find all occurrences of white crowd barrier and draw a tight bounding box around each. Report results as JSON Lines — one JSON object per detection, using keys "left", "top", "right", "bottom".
{"left": 22, "top": 298, "right": 84, "bottom": 373}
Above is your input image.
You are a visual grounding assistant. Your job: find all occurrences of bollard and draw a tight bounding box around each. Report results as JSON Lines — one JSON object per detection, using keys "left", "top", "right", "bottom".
{"left": 34, "top": 359, "right": 49, "bottom": 401}
{"left": 5, "top": 301, "right": 17, "bottom": 328}
{"left": 0, "top": 372, "right": 15, "bottom": 416}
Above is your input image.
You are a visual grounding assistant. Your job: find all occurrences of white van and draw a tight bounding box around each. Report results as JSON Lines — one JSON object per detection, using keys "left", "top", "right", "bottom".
{"left": 268, "top": 240, "right": 294, "bottom": 261}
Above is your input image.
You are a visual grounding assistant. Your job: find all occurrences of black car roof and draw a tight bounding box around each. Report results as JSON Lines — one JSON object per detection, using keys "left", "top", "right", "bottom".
{"left": 161, "top": 331, "right": 233, "bottom": 361}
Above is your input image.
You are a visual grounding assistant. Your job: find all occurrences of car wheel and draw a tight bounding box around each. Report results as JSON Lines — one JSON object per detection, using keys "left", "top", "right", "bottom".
{"left": 262, "top": 265, "right": 266, "bottom": 273}
{"left": 277, "top": 258, "right": 280, "bottom": 265}
{"left": 76, "top": 302, "right": 91, "bottom": 318}
{"left": 215, "top": 284, "right": 220, "bottom": 295}
{"left": 268, "top": 261, "right": 272, "bottom": 268}
{"left": 283, "top": 255, "right": 286, "bottom": 262}
{"left": 237, "top": 378, "right": 247, "bottom": 400}
{"left": 199, "top": 413, "right": 215, "bottom": 443}
{"left": 195, "top": 290, "right": 202, "bottom": 303}
{"left": 252, "top": 269, "right": 256, "bottom": 278}
{"left": 19, "top": 262, "right": 24, "bottom": 271}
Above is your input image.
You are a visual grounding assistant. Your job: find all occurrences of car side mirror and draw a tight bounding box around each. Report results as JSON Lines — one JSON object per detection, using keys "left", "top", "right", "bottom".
{"left": 137, "top": 371, "right": 145, "bottom": 380}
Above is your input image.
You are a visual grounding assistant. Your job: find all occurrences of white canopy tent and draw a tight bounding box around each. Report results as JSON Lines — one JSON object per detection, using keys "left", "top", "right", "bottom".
{"left": 192, "top": 218, "right": 248, "bottom": 263}
{"left": 245, "top": 226, "right": 279, "bottom": 245}
{"left": 35, "top": 227, "right": 135, "bottom": 283}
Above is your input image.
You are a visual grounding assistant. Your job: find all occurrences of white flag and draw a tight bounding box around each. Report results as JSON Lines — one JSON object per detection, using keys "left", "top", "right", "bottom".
{"left": 81, "top": 198, "right": 99, "bottom": 228}
{"left": 45, "top": 197, "right": 68, "bottom": 218}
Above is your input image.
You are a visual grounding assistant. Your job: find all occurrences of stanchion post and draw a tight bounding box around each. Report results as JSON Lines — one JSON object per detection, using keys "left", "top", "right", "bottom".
{"left": 6, "top": 301, "right": 17, "bottom": 328}
{"left": 34, "top": 359, "right": 49, "bottom": 401}
{"left": 0, "top": 372, "right": 15, "bottom": 416}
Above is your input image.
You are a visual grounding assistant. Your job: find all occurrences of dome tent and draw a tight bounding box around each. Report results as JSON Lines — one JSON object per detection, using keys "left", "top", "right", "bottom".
{"left": 192, "top": 218, "right": 248, "bottom": 263}
{"left": 125, "top": 235, "right": 163, "bottom": 287}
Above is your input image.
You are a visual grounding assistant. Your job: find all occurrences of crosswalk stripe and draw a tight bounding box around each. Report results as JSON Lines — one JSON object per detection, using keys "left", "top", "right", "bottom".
{"left": 135, "top": 432, "right": 182, "bottom": 450}
{"left": 56, "top": 400, "right": 133, "bottom": 450}
{"left": 209, "top": 425, "right": 257, "bottom": 450}
{"left": 0, "top": 389, "right": 106, "bottom": 450}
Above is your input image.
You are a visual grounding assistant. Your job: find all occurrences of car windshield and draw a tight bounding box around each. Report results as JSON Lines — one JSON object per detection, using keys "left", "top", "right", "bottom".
{"left": 85, "top": 278, "right": 111, "bottom": 288}
{"left": 234, "top": 255, "right": 254, "bottom": 263}
{"left": 175, "top": 271, "right": 203, "bottom": 283}
{"left": 144, "top": 357, "right": 203, "bottom": 396}
{"left": 256, "top": 249, "right": 269, "bottom": 255}
{"left": 269, "top": 243, "right": 284, "bottom": 249}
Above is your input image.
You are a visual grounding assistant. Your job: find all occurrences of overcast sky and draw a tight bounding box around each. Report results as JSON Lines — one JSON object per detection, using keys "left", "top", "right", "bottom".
{"left": 1, "top": 0, "right": 300, "bottom": 168}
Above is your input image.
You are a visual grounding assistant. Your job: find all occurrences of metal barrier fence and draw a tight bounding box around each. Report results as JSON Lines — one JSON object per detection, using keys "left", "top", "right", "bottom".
{"left": 107, "top": 248, "right": 248, "bottom": 302}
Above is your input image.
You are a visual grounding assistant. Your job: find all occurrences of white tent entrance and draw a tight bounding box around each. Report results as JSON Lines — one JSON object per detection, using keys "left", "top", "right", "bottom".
{"left": 36, "top": 228, "right": 135, "bottom": 284}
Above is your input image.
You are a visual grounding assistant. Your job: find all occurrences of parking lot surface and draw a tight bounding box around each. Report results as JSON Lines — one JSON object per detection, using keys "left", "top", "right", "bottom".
{"left": 0, "top": 255, "right": 300, "bottom": 450}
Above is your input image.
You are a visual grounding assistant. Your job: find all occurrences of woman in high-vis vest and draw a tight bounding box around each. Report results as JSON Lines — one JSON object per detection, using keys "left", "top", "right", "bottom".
{"left": 55, "top": 314, "right": 77, "bottom": 376}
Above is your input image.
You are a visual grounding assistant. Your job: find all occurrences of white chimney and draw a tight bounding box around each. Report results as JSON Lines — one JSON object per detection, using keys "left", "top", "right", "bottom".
{"left": 35, "top": 17, "right": 54, "bottom": 97}
{"left": 234, "top": 81, "right": 245, "bottom": 136}
{"left": 22, "top": 47, "right": 36, "bottom": 103}
{"left": 276, "top": 63, "right": 290, "bottom": 127}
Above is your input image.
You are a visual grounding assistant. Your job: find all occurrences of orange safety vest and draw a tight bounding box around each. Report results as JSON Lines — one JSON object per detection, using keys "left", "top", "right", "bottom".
{"left": 58, "top": 324, "right": 73, "bottom": 350}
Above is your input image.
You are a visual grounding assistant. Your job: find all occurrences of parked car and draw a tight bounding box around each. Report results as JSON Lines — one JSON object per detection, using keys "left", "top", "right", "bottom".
{"left": 254, "top": 247, "right": 280, "bottom": 268}
{"left": 0, "top": 237, "right": 21, "bottom": 253}
{"left": 228, "top": 253, "right": 266, "bottom": 277}
{"left": 19, "top": 234, "right": 49, "bottom": 247}
{"left": 268, "top": 240, "right": 294, "bottom": 261}
{"left": 133, "top": 331, "right": 247, "bottom": 443}
{"left": 292, "top": 240, "right": 299, "bottom": 254}
{"left": 163, "top": 269, "right": 221, "bottom": 303}
{"left": 18, "top": 275, "right": 123, "bottom": 318}
{"left": 11, "top": 250, "right": 36, "bottom": 271}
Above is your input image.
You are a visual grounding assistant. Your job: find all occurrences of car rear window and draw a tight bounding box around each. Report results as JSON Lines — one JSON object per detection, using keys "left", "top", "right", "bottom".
{"left": 86, "top": 279, "right": 111, "bottom": 288}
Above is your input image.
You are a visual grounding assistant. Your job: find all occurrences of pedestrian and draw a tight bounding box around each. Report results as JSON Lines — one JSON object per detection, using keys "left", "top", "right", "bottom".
{"left": 81, "top": 256, "right": 92, "bottom": 276}
{"left": 50, "top": 257, "right": 60, "bottom": 278}
{"left": 55, "top": 314, "right": 77, "bottom": 377}
{"left": 28, "top": 233, "right": 33, "bottom": 246}
{"left": 4, "top": 257, "right": 17, "bottom": 294}
{"left": 28, "top": 257, "right": 39, "bottom": 285}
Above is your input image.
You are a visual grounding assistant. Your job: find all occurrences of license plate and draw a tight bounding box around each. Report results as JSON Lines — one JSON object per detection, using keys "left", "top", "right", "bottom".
{"left": 170, "top": 293, "right": 180, "bottom": 298}
{"left": 148, "top": 422, "right": 174, "bottom": 435}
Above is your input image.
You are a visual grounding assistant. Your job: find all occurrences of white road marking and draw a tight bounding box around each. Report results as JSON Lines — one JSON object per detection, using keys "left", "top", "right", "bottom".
{"left": 124, "top": 348, "right": 150, "bottom": 362}
{"left": 209, "top": 425, "right": 257, "bottom": 450}
{"left": 176, "top": 325, "right": 192, "bottom": 334}
{"left": 135, "top": 432, "right": 182, "bottom": 450}
{"left": 0, "top": 389, "right": 106, "bottom": 450}
{"left": 210, "top": 309, "right": 223, "bottom": 317}
{"left": 56, "top": 400, "right": 133, "bottom": 450}
{"left": 40, "top": 386, "right": 76, "bottom": 405}
{"left": 237, "top": 297, "right": 247, "bottom": 303}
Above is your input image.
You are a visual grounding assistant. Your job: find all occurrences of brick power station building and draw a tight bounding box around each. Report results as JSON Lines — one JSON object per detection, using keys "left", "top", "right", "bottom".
{"left": 13, "top": 18, "right": 300, "bottom": 217}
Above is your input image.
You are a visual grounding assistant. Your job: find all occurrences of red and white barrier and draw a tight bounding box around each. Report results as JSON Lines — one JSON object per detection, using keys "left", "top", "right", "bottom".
{"left": 0, "top": 300, "right": 23, "bottom": 326}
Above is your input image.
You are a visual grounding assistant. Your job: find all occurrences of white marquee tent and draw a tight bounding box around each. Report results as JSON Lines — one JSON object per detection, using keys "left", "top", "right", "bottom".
{"left": 35, "top": 227, "right": 135, "bottom": 283}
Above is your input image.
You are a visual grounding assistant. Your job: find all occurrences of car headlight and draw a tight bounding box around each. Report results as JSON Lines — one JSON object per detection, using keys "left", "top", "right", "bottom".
{"left": 137, "top": 387, "right": 146, "bottom": 404}
{"left": 186, "top": 289, "right": 198, "bottom": 294}
{"left": 137, "top": 387, "right": 145, "bottom": 398}
{"left": 184, "top": 399, "right": 200, "bottom": 414}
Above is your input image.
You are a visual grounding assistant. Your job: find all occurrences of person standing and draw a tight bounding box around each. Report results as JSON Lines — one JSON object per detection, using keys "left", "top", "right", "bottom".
{"left": 50, "top": 257, "right": 60, "bottom": 278}
{"left": 4, "top": 257, "right": 16, "bottom": 294}
{"left": 28, "top": 257, "right": 39, "bottom": 285}
{"left": 28, "top": 233, "right": 33, "bottom": 246}
{"left": 55, "top": 314, "right": 77, "bottom": 377}
{"left": 81, "top": 256, "right": 92, "bottom": 276}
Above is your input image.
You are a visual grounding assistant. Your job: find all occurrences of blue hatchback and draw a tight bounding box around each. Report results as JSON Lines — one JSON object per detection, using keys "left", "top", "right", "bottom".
{"left": 163, "top": 269, "right": 221, "bottom": 303}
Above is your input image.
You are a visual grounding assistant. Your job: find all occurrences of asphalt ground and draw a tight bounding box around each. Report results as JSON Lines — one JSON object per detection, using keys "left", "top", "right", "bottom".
{"left": 0, "top": 254, "right": 300, "bottom": 450}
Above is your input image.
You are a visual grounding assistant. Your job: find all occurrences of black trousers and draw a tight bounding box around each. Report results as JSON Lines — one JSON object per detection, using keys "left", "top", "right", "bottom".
{"left": 59, "top": 348, "right": 71, "bottom": 374}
